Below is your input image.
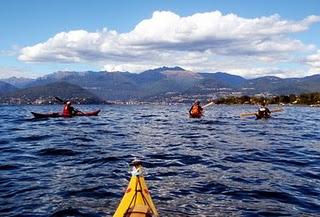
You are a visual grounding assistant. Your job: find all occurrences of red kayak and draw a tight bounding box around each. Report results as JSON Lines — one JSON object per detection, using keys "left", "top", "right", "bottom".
{"left": 31, "top": 110, "right": 101, "bottom": 118}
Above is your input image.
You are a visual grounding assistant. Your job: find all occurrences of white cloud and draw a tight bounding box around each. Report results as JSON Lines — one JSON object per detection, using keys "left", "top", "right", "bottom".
{"left": 1, "top": 50, "right": 16, "bottom": 56}
{"left": 1, "top": 45, "right": 21, "bottom": 56}
{"left": 18, "top": 10, "right": 320, "bottom": 77}
{"left": 305, "top": 50, "right": 320, "bottom": 73}
{"left": 230, "top": 67, "right": 310, "bottom": 78}
{"left": 124, "top": 12, "right": 318, "bottom": 48}
{"left": 103, "top": 63, "right": 155, "bottom": 72}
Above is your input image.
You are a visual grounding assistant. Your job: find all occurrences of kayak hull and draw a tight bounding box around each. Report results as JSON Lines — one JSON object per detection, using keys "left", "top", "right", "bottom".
{"left": 255, "top": 114, "right": 271, "bottom": 120}
{"left": 31, "top": 110, "right": 100, "bottom": 118}
{"left": 189, "top": 113, "right": 203, "bottom": 118}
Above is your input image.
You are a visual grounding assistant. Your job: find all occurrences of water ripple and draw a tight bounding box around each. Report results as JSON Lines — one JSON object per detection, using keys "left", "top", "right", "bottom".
{"left": 0, "top": 105, "right": 319, "bottom": 216}
{"left": 38, "top": 148, "right": 79, "bottom": 156}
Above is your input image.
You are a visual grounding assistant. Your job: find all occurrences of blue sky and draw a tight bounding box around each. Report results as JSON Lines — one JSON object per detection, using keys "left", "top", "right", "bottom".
{"left": 0, "top": 0, "right": 320, "bottom": 78}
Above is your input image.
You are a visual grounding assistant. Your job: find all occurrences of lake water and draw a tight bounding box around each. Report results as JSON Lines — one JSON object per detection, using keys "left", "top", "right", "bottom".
{"left": 0, "top": 104, "right": 319, "bottom": 217}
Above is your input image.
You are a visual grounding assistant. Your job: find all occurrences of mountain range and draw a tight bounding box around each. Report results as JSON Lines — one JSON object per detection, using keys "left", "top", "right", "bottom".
{"left": 0, "top": 81, "right": 104, "bottom": 104}
{"left": 1, "top": 66, "right": 320, "bottom": 102}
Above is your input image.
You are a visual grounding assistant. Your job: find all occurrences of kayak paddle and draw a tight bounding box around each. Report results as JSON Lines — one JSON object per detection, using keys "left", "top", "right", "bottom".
{"left": 240, "top": 108, "right": 284, "bottom": 117}
{"left": 202, "top": 101, "right": 215, "bottom": 108}
{"left": 240, "top": 112, "right": 257, "bottom": 117}
{"left": 54, "top": 96, "right": 67, "bottom": 104}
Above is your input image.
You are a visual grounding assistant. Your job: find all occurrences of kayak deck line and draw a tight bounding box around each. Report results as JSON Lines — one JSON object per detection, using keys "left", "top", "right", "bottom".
{"left": 113, "top": 160, "right": 159, "bottom": 217}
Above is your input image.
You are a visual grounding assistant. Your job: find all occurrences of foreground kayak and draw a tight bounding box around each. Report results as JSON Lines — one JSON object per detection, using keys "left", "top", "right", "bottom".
{"left": 113, "top": 160, "right": 159, "bottom": 217}
{"left": 31, "top": 110, "right": 101, "bottom": 118}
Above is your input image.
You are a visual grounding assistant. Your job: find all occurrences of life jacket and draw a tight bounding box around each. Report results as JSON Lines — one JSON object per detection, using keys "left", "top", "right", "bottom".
{"left": 257, "top": 107, "right": 270, "bottom": 118}
{"left": 190, "top": 105, "right": 203, "bottom": 118}
{"left": 63, "top": 104, "right": 72, "bottom": 116}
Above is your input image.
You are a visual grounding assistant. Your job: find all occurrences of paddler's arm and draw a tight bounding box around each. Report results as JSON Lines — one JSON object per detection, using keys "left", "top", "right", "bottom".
{"left": 189, "top": 105, "right": 193, "bottom": 114}
{"left": 266, "top": 107, "right": 271, "bottom": 114}
{"left": 74, "top": 108, "right": 84, "bottom": 114}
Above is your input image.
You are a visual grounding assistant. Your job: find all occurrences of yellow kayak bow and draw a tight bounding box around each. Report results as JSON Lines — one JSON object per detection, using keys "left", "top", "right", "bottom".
{"left": 113, "top": 160, "right": 159, "bottom": 217}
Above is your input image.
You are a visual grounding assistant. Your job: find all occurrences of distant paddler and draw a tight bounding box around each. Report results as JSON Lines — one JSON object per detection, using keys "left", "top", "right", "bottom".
{"left": 240, "top": 102, "right": 283, "bottom": 119}
{"left": 255, "top": 102, "right": 271, "bottom": 119}
{"left": 55, "top": 96, "right": 84, "bottom": 117}
{"left": 189, "top": 100, "right": 214, "bottom": 118}
{"left": 189, "top": 100, "right": 203, "bottom": 118}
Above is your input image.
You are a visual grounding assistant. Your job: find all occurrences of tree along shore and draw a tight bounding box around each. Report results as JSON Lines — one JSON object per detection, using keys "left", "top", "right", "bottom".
{"left": 1, "top": 92, "right": 320, "bottom": 106}
{"left": 214, "top": 92, "right": 320, "bottom": 105}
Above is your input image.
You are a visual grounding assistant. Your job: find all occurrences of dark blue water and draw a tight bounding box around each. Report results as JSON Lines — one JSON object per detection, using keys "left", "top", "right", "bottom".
{"left": 0, "top": 104, "right": 319, "bottom": 217}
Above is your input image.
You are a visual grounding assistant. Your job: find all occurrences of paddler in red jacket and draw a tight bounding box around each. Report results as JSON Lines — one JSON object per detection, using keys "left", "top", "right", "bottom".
{"left": 189, "top": 100, "right": 203, "bottom": 118}
{"left": 62, "top": 101, "right": 77, "bottom": 116}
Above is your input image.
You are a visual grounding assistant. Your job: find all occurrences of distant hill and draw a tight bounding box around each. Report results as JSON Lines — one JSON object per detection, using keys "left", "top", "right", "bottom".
{"left": 202, "top": 72, "right": 247, "bottom": 88}
{"left": 242, "top": 75, "right": 320, "bottom": 95}
{"left": 1, "top": 67, "right": 320, "bottom": 102}
{"left": 299, "top": 74, "right": 320, "bottom": 92}
{"left": 0, "top": 76, "right": 34, "bottom": 88}
{"left": 22, "top": 67, "right": 204, "bottom": 100}
{"left": 24, "top": 71, "right": 142, "bottom": 100}
{"left": 0, "top": 81, "right": 19, "bottom": 94}
{"left": 0, "top": 82, "right": 104, "bottom": 104}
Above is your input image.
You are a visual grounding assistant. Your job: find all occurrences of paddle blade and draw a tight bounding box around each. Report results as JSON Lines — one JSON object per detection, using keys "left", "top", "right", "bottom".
{"left": 202, "top": 102, "right": 214, "bottom": 108}
{"left": 271, "top": 108, "right": 284, "bottom": 113}
{"left": 240, "top": 112, "right": 257, "bottom": 117}
{"left": 54, "top": 96, "right": 66, "bottom": 103}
